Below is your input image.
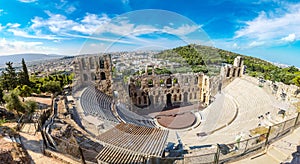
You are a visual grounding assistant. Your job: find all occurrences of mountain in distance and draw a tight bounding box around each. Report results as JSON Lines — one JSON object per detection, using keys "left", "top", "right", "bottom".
{"left": 0, "top": 53, "right": 65, "bottom": 67}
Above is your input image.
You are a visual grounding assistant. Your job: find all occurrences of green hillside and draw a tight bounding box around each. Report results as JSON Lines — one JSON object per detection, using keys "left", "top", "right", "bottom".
{"left": 155, "top": 44, "right": 300, "bottom": 86}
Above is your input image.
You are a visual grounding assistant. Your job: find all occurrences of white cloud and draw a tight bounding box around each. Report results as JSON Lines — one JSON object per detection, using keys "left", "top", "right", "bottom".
{"left": 61, "top": 33, "right": 134, "bottom": 44}
{"left": 249, "top": 41, "right": 265, "bottom": 48}
{"left": 0, "top": 38, "right": 56, "bottom": 55}
{"left": 31, "top": 11, "right": 77, "bottom": 33}
{"left": 6, "top": 23, "right": 21, "bottom": 28}
{"left": 163, "top": 24, "right": 199, "bottom": 36}
{"left": 0, "top": 9, "right": 7, "bottom": 16}
{"left": 232, "top": 43, "right": 240, "bottom": 49}
{"left": 235, "top": 3, "right": 300, "bottom": 44}
{"left": 65, "top": 5, "right": 76, "bottom": 14}
{"left": 2, "top": 10, "right": 201, "bottom": 51}
{"left": 26, "top": 10, "right": 202, "bottom": 42}
{"left": 18, "top": 0, "right": 37, "bottom": 3}
{"left": 281, "top": 33, "right": 296, "bottom": 42}
{"left": 7, "top": 28, "right": 64, "bottom": 40}
{"left": 54, "top": 0, "right": 77, "bottom": 14}
{"left": 72, "top": 13, "right": 110, "bottom": 35}
{"left": 72, "top": 13, "right": 199, "bottom": 37}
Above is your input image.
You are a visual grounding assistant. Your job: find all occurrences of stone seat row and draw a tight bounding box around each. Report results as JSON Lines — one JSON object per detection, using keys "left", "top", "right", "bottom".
{"left": 96, "top": 122, "right": 169, "bottom": 157}
{"left": 116, "top": 103, "right": 156, "bottom": 128}
{"left": 80, "top": 86, "right": 119, "bottom": 122}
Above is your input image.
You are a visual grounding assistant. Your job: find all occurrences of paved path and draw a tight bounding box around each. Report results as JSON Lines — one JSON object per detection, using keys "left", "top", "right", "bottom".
{"left": 19, "top": 132, "right": 62, "bottom": 164}
{"left": 232, "top": 127, "right": 300, "bottom": 164}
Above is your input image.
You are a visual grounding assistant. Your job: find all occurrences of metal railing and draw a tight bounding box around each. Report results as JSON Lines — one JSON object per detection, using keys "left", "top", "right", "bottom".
{"left": 160, "top": 112, "right": 300, "bottom": 164}
{"left": 39, "top": 112, "right": 300, "bottom": 164}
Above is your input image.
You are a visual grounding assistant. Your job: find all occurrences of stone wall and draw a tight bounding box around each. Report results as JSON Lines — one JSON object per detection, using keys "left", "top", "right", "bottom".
{"left": 74, "top": 55, "right": 246, "bottom": 112}
{"left": 127, "top": 71, "right": 210, "bottom": 108}
{"left": 219, "top": 56, "right": 245, "bottom": 91}
{"left": 73, "top": 54, "right": 112, "bottom": 96}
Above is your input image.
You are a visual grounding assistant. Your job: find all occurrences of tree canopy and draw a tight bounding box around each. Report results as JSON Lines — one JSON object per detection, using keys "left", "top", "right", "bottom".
{"left": 3, "top": 90, "right": 25, "bottom": 116}
{"left": 19, "top": 58, "right": 31, "bottom": 86}
{"left": 155, "top": 44, "right": 300, "bottom": 86}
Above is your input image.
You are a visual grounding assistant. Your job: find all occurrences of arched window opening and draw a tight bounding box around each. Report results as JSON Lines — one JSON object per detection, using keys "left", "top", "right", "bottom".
{"left": 100, "top": 59, "right": 105, "bottom": 69}
{"left": 101, "top": 72, "right": 106, "bottom": 80}
{"left": 91, "top": 72, "right": 97, "bottom": 81}
{"left": 144, "top": 96, "right": 147, "bottom": 104}
{"left": 166, "top": 78, "right": 172, "bottom": 88}
{"left": 83, "top": 74, "right": 88, "bottom": 81}
{"left": 148, "top": 79, "right": 153, "bottom": 87}
{"left": 174, "top": 94, "right": 177, "bottom": 101}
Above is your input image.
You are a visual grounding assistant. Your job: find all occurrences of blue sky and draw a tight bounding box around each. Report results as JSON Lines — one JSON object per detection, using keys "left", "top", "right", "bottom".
{"left": 0, "top": 0, "right": 300, "bottom": 67}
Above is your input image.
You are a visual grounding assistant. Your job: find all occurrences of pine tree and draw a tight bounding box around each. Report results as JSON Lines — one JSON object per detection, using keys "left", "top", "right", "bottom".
{"left": 4, "top": 62, "right": 18, "bottom": 90}
{"left": 0, "top": 88, "right": 4, "bottom": 104}
{"left": 20, "top": 58, "right": 31, "bottom": 86}
{"left": 0, "top": 71, "right": 10, "bottom": 91}
{"left": 3, "top": 90, "right": 25, "bottom": 116}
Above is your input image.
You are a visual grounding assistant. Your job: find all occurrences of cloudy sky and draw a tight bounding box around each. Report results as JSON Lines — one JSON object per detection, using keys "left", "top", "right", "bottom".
{"left": 0, "top": 0, "right": 300, "bottom": 66}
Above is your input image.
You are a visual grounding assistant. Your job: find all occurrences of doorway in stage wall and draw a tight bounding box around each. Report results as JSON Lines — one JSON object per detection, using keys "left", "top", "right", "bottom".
{"left": 183, "top": 92, "right": 188, "bottom": 104}
{"left": 166, "top": 93, "right": 172, "bottom": 107}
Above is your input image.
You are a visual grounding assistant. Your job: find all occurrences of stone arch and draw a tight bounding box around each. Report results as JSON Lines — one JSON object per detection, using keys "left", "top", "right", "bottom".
{"left": 144, "top": 96, "right": 148, "bottom": 104}
{"left": 184, "top": 78, "right": 188, "bottom": 83}
{"left": 91, "top": 72, "right": 97, "bottom": 80}
{"left": 81, "top": 58, "right": 87, "bottom": 70}
{"left": 226, "top": 68, "right": 230, "bottom": 77}
{"left": 101, "top": 72, "right": 106, "bottom": 80}
{"left": 203, "top": 93, "right": 207, "bottom": 103}
{"left": 148, "top": 79, "right": 153, "bottom": 87}
{"left": 100, "top": 59, "right": 105, "bottom": 69}
{"left": 161, "top": 96, "right": 164, "bottom": 102}
{"left": 160, "top": 79, "right": 164, "bottom": 86}
{"left": 183, "top": 92, "right": 188, "bottom": 103}
{"left": 173, "top": 78, "right": 178, "bottom": 84}
{"left": 174, "top": 94, "right": 177, "bottom": 101}
{"left": 166, "top": 78, "right": 172, "bottom": 88}
{"left": 166, "top": 93, "right": 172, "bottom": 107}
{"left": 194, "top": 77, "right": 198, "bottom": 84}
{"left": 155, "top": 95, "right": 159, "bottom": 103}
{"left": 89, "top": 57, "right": 95, "bottom": 69}
{"left": 83, "top": 74, "right": 88, "bottom": 81}
{"left": 232, "top": 68, "right": 236, "bottom": 77}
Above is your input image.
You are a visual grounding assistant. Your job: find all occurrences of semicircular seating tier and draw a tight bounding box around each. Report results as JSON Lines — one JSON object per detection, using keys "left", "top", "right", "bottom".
{"left": 80, "top": 86, "right": 156, "bottom": 127}
{"left": 80, "top": 86, "right": 119, "bottom": 123}
{"left": 96, "top": 122, "right": 169, "bottom": 159}
{"left": 115, "top": 103, "right": 156, "bottom": 128}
